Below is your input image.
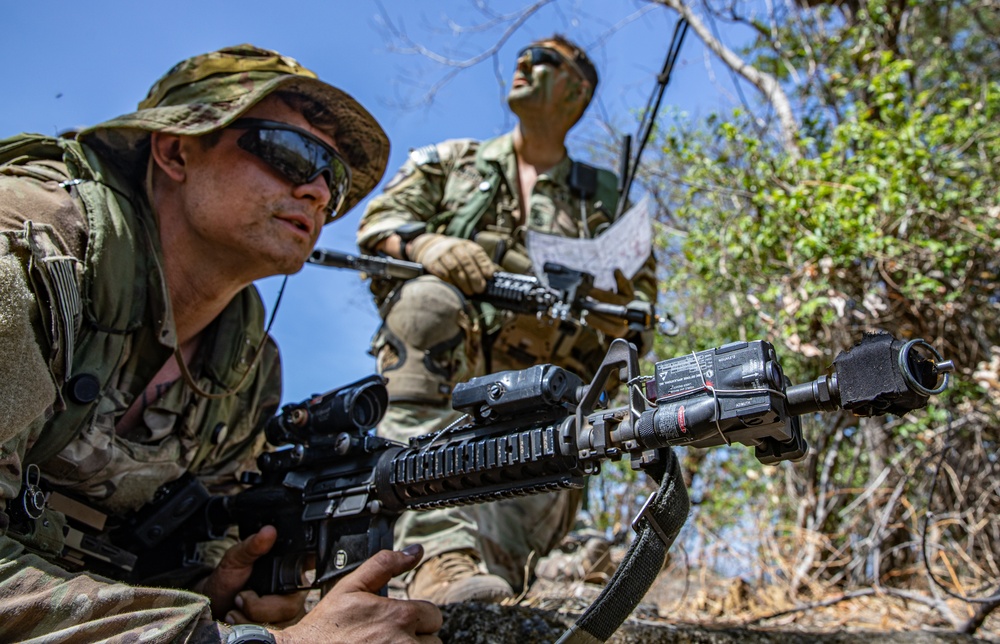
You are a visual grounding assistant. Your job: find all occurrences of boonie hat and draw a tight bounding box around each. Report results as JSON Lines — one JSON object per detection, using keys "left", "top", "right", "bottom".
{"left": 77, "top": 44, "right": 389, "bottom": 220}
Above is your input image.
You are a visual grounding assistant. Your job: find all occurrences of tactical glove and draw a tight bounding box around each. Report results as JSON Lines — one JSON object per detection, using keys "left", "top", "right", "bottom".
{"left": 586, "top": 269, "right": 654, "bottom": 348}
{"left": 408, "top": 233, "right": 497, "bottom": 295}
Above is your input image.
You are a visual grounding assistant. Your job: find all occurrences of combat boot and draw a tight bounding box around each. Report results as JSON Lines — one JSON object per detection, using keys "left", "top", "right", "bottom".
{"left": 408, "top": 549, "right": 514, "bottom": 604}
{"left": 535, "top": 536, "right": 617, "bottom": 585}
{"left": 580, "top": 537, "right": 615, "bottom": 584}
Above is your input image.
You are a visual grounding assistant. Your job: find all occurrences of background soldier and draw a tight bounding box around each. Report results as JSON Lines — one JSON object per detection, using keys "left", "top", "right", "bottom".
{"left": 0, "top": 45, "right": 441, "bottom": 643}
{"left": 357, "top": 34, "right": 657, "bottom": 603}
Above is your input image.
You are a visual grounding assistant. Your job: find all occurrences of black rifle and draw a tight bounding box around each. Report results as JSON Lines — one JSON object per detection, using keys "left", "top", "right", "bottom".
{"left": 308, "top": 247, "right": 665, "bottom": 333}
{"left": 117, "top": 332, "right": 950, "bottom": 600}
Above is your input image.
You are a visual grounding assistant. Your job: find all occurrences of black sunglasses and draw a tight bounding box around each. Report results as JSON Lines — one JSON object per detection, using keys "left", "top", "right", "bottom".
{"left": 517, "top": 46, "right": 586, "bottom": 81}
{"left": 230, "top": 118, "right": 352, "bottom": 219}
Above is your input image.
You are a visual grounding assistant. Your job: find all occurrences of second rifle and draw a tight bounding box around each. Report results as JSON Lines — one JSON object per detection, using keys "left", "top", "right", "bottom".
{"left": 308, "top": 247, "right": 655, "bottom": 332}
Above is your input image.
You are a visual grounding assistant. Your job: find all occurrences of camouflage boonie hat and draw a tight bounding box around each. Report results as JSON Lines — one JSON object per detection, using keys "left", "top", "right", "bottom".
{"left": 77, "top": 44, "right": 389, "bottom": 221}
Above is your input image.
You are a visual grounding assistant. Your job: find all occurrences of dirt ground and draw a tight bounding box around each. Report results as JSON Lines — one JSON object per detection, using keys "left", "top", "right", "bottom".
{"left": 433, "top": 562, "right": 1000, "bottom": 644}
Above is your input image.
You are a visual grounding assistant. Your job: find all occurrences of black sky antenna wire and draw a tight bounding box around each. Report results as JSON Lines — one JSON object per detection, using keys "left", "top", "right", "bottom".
{"left": 616, "top": 17, "right": 689, "bottom": 219}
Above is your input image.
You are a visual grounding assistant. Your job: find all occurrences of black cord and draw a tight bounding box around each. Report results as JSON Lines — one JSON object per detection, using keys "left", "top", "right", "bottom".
{"left": 920, "top": 416, "right": 1000, "bottom": 603}
{"left": 616, "top": 17, "right": 689, "bottom": 218}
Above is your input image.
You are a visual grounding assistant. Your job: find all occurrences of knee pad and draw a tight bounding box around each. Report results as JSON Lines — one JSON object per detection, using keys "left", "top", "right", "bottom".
{"left": 375, "top": 276, "right": 482, "bottom": 403}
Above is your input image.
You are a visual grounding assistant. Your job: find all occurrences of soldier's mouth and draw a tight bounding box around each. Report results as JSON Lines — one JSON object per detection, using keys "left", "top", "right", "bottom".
{"left": 276, "top": 213, "right": 314, "bottom": 238}
{"left": 512, "top": 74, "right": 531, "bottom": 88}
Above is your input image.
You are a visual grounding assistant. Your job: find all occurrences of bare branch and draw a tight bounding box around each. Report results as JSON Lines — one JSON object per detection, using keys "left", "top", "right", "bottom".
{"left": 375, "top": 0, "right": 555, "bottom": 108}
{"left": 651, "top": 0, "right": 802, "bottom": 157}
{"left": 746, "top": 588, "right": 878, "bottom": 625}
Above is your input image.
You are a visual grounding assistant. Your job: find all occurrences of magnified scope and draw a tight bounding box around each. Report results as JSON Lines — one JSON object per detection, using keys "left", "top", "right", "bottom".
{"left": 266, "top": 374, "right": 388, "bottom": 445}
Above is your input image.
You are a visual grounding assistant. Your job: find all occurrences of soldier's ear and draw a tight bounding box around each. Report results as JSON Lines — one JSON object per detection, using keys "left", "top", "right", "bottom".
{"left": 565, "top": 82, "right": 591, "bottom": 123}
{"left": 567, "top": 80, "right": 592, "bottom": 109}
{"left": 149, "top": 131, "right": 188, "bottom": 182}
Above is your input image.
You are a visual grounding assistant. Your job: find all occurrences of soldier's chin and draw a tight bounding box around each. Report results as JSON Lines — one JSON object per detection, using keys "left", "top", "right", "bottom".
{"left": 507, "top": 88, "right": 534, "bottom": 109}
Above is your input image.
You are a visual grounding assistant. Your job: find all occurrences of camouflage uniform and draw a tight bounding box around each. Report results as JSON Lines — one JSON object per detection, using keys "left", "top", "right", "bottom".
{"left": 0, "top": 45, "right": 388, "bottom": 641}
{"left": 357, "top": 133, "right": 655, "bottom": 589}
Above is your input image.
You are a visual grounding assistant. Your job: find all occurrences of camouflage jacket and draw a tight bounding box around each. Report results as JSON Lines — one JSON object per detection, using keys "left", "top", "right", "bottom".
{"left": 0, "top": 134, "right": 280, "bottom": 641}
{"left": 357, "top": 132, "right": 657, "bottom": 377}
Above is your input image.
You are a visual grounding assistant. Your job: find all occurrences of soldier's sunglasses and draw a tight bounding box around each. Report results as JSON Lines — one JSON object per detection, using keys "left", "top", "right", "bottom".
{"left": 516, "top": 46, "right": 585, "bottom": 81}
{"left": 230, "top": 118, "right": 352, "bottom": 219}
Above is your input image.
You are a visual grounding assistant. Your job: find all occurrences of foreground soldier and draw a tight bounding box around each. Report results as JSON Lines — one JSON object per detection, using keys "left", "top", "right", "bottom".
{"left": 357, "top": 35, "right": 656, "bottom": 603}
{"left": 0, "top": 45, "right": 441, "bottom": 642}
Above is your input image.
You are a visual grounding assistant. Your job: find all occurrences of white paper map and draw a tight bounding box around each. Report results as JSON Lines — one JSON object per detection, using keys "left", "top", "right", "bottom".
{"left": 526, "top": 195, "right": 653, "bottom": 290}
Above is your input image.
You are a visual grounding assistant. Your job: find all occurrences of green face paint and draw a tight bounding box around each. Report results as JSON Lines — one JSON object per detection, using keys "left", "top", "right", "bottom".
{"left": 507, "top": 55, "right": 587, "bottom": 123}
{"left": 534, "top": 65, "right": 557, "bottom": 102}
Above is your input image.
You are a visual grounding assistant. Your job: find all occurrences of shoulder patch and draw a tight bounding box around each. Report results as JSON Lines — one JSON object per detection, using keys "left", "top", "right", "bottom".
{"left": 409, "top": 144, "right": 440, "bottom": 166}
{"left": 383, "top": 165, "right": 413, "bottom": 191}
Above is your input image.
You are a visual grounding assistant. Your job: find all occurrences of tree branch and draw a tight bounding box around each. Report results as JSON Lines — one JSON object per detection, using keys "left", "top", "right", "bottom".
{"left": 651, "top": 0, "right": 802, "bottom": 158}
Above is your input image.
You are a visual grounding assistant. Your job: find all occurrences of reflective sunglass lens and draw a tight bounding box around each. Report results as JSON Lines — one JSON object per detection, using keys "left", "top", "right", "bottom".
{"left": 518, "top": 47, "right": 564, "bottom": 69}
{"left": 234, "top": 120, "right": 352, "bottom": 217}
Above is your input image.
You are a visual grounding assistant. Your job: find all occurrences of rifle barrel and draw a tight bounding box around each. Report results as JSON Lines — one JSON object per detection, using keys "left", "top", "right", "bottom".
{"left": 580, "top": 298, "right": 649, "bottom": 326}
{"left": 308, "top": 248, "right": 425, "bottom": 280}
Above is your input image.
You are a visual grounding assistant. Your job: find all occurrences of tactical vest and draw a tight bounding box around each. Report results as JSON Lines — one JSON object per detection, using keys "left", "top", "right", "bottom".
{"left": 430, "top": 138, "right": 621, "bottom": 246}
{"left": 419, "top": 137, "right": 622, "bottom": 380}
{"left": 0, "top": 134, "right": 276, "bottom": 534}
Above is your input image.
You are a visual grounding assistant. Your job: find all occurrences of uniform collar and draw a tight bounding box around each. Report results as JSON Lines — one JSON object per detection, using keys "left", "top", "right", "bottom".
{"left": 481, "top": 131, "right": 574, "bottom": 182}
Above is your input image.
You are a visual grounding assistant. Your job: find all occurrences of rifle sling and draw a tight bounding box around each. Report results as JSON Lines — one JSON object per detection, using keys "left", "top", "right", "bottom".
{"left": 556, "top": 447, "right": 689, "bottom": 644}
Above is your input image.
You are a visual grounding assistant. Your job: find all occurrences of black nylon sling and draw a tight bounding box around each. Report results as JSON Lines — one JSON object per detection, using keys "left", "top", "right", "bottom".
{"left": 556, "top": 447, "right": 690, "bottom": 643}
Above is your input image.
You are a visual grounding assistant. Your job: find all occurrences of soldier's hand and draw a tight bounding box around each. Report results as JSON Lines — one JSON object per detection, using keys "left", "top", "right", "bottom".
{"left": 408, "top": 233, "right": 496, "bottom": 295}
{"left": 586, "top": 269, "right": 647, "bottom": 338}
{"left": 274, "top": 545, "right": 442, "bottom": 644}
{"left": 194, "top": 525, "right": 307, "bottom": 625}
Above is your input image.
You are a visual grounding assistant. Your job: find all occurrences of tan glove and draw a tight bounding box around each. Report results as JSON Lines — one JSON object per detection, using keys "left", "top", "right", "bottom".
{"left": 408, "top": 233, "right": 497, "bottom": 295}
{"left": 585, "top": 269, "right": 652, "bottom": 341}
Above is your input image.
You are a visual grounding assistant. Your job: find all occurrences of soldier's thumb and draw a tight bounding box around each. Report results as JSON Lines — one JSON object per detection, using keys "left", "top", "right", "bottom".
{"left": 613, "top": 268, "right": 635, "bottom": 298}
{"left": 338, "top": 545, "right": 424, "bottom": 594}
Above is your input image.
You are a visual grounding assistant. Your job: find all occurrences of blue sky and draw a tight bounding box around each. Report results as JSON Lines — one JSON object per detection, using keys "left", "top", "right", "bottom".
{"left": 2, "top": 0, "right": 746, "bottom": 405}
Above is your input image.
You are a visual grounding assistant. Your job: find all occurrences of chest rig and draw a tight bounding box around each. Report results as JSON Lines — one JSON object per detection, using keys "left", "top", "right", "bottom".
{"left": 0, "top": 134, "right": 275, "bottom": 581}
{"left": 427, "top": 137, "right": 622, "bottom": 379}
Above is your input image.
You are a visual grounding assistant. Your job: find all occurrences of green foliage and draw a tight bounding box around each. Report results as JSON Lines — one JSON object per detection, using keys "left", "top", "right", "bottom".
{"left": 658, "top": 64, "right": 998, "bottom": 377}
{"left": 639, "top": 2, "right": 1000, "bottom": 596}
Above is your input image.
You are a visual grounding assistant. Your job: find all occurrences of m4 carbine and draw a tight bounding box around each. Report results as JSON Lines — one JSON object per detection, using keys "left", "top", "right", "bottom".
{"left": 308, "top": 247, "right": 658, "bottom": 332}
{"left": 118, "top": 333, "right": 950, "bottom": 602}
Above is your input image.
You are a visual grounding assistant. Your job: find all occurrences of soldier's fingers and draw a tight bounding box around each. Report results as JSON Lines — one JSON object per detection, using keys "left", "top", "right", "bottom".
{"left": 234, "top": 589, "right": 307, "bottom": 626}
{"left": 417, "top": 636, "right": 444, "bottom": 644}
{"left": 424, "top": 255, "right": 454, "bottom": 283}
{"left": 467, "top": 271, "right": 487, "bottom": 294}
{"left": 586, "top": 311, "right": 628, "bottom": 337}
{"left": 223, "top": 608, "right": 251, "bottom": 625}
{"left": 333, "top": 546, "right": 424, "bottom": 595}
{"left": 454, "top": 267, "right": 476, "bottom": 295}
{"left": 436, "top": 252, "right": 460, "bottom": 281}
{"left": 472, "top": 249, "right": 496, "bottom": 280}
{"left": 454, "top": 253, "right": 488, "bottom": 294}
{"left": 399, "top": 598, "right": 444, "bottom": 636}
{"left": 218, "top": 525, "right": 278, "bottom": 570}
{"left": 613, "top": 268, "right": 634, "bottom": 298}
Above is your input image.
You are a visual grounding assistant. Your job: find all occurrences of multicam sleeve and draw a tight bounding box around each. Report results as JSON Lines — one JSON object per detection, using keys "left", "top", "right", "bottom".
{"left": 356, "top": 143, "right": 450, "bottom": 252}
{"left": 0, "top": 171, "right": 228, "bottom": 643}
{"left": 0, "top": 170, "right": 86, "bottom": 507}
{"left": 0, "top": 186, "right": 73, "bottom": 446}
{"left": 0, "top": 535, "right": 227, "bottom": 643}
{"left": 0, "top": 232, "right": 57, "bottom": 448}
